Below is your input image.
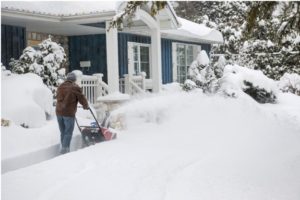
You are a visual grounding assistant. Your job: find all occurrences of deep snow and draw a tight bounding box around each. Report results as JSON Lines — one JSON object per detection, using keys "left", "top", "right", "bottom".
{"left": 2, "top": 83, "right": 300, "bottom": 200}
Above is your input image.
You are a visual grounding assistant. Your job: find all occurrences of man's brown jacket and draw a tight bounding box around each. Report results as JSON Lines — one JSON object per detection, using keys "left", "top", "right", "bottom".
{"left": 56, "top": 80, "right": 89, "bottom": 117}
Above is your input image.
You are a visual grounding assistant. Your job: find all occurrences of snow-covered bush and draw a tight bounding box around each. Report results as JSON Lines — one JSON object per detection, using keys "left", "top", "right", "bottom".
{"left": 1, "top": 63, "right": 11, "bottom": 76}
{"left": 10, "top": 37, "right": 66, "bottom": 96}
{"left": 2, "top": 73, "right": 54, "bottom": 128}
{"left": 10, "top": 46, "right": 43, "bottom": 74}
{"left": 278, "top": 73, "right": 300, "bottom": 96}
{"left": 182, "top": 50, "right": 219, "bottom": 93}
{"left": 219, "top": 64, "right": 278, "bottom": 103}
{"left": 243, "top": 81, "right": 277, "bottom": 104}
{"left": 214, "top": 55, "right": 227, "bottom": 78}
{"left": 182, "top": 79, "right": 197, "bottom": 91}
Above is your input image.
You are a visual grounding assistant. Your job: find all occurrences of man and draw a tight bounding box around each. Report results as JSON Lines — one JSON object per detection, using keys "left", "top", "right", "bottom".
{"left": 56, "top": 72, "right": 89, "bottom": 154}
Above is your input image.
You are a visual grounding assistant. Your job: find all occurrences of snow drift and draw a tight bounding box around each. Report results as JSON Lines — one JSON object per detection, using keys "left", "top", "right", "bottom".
{"left": 1, "top": 73, "right": 53, "bottom": 128}
{"left": 3, "top": 87, "right": 300, "bottom": 200}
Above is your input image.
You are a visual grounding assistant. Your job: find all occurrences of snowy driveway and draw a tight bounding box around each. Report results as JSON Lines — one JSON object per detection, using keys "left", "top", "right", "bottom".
{"left": 2, "top": 92, "right": 300, "bottom": 200}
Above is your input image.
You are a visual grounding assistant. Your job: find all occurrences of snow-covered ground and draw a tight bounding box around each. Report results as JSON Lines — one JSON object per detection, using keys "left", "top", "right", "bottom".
{"left": 2, "top": 74, "right": 300, "bottom": 200}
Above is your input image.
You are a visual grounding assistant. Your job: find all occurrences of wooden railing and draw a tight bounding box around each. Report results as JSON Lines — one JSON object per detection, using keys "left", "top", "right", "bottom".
{"left": 78, "top": 73, "right": 109, "bottom": 104}
{"left": 119, "top": 74, "right": 147, "bottom": 95}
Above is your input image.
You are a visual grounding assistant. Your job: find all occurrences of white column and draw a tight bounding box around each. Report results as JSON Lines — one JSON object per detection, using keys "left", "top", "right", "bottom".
{"left": 151, "top": 27, "right": 162, "bottom": 93}
{"left": 106, "top": 21, "right": 119, "bottom": 94}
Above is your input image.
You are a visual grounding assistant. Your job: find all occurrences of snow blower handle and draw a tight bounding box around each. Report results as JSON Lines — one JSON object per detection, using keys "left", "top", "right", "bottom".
{"left": 88, "top": 107, "right": 102, "bottom": 129}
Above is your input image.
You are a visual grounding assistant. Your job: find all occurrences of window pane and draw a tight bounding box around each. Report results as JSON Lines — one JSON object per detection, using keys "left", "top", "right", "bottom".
{"left": 141, "top": 53, "right": 149, "bottom": 62}
{"left": 141, "top": 63, "right": 150, "bottom": 78}
{"left": 134, "top": 62, "right": 139, "bottom": 75}
{"left": 140, "top": 46, "right": 149, "bottom": 55}
{"left": 133, "top": 46, "right": 138, "bottom": 61}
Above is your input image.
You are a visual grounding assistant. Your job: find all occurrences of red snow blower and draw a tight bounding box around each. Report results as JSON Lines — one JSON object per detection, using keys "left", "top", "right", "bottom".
{"left": 75, "top": 108, "right": 117, "bottom": 147}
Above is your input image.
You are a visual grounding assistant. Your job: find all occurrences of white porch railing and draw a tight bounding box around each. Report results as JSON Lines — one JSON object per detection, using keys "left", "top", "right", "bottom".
{"left": 119, "top": 74, "right": 150, "bottom": 95}
{"left": 78, "top": 72, "right": 152, "bottom": 102}
{"left": 78, "top": 73, "right": 109, "bottom": 104}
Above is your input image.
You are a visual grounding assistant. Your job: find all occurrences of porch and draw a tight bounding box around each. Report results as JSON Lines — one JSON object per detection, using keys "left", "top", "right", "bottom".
{"left": 77, "top": 72, "right": 149, "bottom": 105}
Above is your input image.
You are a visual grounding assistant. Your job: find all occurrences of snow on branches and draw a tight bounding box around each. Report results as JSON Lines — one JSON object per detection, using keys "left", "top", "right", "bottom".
{"left": 10, "top": 37, "right": 66, "bottom": 97}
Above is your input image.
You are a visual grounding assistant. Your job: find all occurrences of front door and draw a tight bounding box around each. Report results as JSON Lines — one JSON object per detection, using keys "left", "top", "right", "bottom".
{"left": 128, "top": 42, "right": 151, "bottom": 78}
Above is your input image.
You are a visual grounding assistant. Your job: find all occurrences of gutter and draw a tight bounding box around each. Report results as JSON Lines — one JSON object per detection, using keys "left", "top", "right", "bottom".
{"left": 1, "top": 8, "right": 61, "bottom": 22}
{"left": 1, "top": 8, "right": 116, "bottom": 23}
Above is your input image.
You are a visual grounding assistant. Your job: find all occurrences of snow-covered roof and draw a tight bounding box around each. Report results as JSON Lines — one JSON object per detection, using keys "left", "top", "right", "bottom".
{"left": 162, "top": 17, "right": 223, "bottom": 44}
{"left": 1, "top": 2, "right": 223, "bottom": 44}
{"left": 1, "top": 1, "right": 119, "bottom": 16}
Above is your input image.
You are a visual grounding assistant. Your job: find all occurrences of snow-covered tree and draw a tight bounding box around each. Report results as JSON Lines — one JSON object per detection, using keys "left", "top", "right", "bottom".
{"left": 278, "top": 73, "right": 300, "bottom": 96}
{"left": 183, "top": 50, "right": 219, "bottom": 93}
{"left": 10, "top": 47, "right": 43, "bottom": 75}
{"left": 174, "top": 1, "right": 249, "bottom": 56}
{"left": 10, "top": 37, "right": 66, "bottom": 96}
{"left": 174, "top": 1, "right": 300, "bottom": 80}
{"left": 240, "top": 2, "right": 300, "bottom": 80}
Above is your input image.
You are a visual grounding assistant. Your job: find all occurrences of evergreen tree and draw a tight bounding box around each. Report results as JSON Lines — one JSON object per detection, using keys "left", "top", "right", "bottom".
{"left": 241, "top": 1, "right": 300, "bottom": 80}
{"left": 174, "top": 1, "right": 250, "bottom": 55}
{"left": 183, "top": 50, "right": 219, "bottom": 93}
{"left": 174, "top": 1, "right": 300, "bottom": 80}
{"left": 10, "top": 37, "right": 66, "bottom": 96}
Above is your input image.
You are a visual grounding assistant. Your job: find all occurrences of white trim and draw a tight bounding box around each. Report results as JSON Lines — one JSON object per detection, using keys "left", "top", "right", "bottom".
{"left": 106, "top": 21, "right": 119, "bottom": 94}
{"left": 1, "top": 9, "right": 116, "bottom": 24}
{"left": 134, "top": 8, "right": 159, "bottom": 30}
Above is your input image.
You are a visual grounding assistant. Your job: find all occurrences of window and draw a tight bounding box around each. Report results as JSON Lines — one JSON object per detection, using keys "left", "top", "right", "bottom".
{"left": 172, "top": 43, "right": 201, "bottom": 83}
{"left": 128, "top": 42, "right": 151, "bottom": 78}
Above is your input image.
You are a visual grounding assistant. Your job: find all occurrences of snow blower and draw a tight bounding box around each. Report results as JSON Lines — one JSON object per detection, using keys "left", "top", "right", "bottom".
{"left": 75, "top": 108, "right": 117, "bottom": 147}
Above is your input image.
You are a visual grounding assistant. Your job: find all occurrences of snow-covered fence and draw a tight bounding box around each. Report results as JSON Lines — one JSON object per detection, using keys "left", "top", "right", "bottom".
{"left": 119, "top": 74, "right": 146, "bottom": 95}
{"left": 79, "top": 73, "right": 109, "bottom": 104}
{"left": 132, "top": 73, "right": 146, "bottom": 90}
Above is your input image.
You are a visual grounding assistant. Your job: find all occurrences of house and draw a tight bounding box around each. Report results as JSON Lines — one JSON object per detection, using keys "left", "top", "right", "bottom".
{"left": 1, "top": 1, "right": 223, "bottom": 97}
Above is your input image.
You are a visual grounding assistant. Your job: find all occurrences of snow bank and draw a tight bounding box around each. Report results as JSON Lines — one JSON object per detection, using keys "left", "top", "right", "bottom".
{"left": 1, "top": 73, "right": 54, "bottom": 128}
{"left": 3, "top": 90, "right": 300, "bottom": 200}
{"left": 219, "top": 64, "right": 279, "bottom": 98}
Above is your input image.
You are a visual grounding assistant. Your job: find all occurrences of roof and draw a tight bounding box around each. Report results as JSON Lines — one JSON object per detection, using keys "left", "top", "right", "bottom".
{"left": 162, "top": 17, "right": 223, "bottom": 44}
{"left": 1, "top": 1, "right": 119, "bottom": 16}
{"left": 1, "top": 1, "right": 223, "bottom": 44}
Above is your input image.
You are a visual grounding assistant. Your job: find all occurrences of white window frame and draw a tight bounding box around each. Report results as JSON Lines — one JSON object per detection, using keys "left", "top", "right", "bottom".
{"left": 172, "top": 42, "right": 201, "bottom": 83}
{"left": 128, "top": 42, "right": 152, "bottom": 78}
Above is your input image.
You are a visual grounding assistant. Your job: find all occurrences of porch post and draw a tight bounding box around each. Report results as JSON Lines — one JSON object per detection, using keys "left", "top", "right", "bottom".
{"left": 151, "top": 26, "right": 162, "bottom": 93}
{"left": 134, "top": 8, "right": 162, "bottom": 93}
{"left": 106, "top": 21, "right": 119, "bottom": 94}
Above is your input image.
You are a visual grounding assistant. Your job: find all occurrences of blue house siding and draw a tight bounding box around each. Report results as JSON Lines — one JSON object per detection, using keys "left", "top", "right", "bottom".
{"left": 68, "top": 32, "right": 212, "bottom": 85}
{"left": 68, "top": 34, "right": 107, "bottom": 82}
{"left": 1, "top": 24, "right": 26, "bottom": 69}
{"left": 117, "top": 33, "right": 211, "bottom": 84}
{"left": 118, "top": 33, "right": 151, "bottom": 77}
{"left": 161, "top": 39, "right": 173, "bottom": 84}
{"left": 161, "top": 38, "right": 211, "bottom": 84}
